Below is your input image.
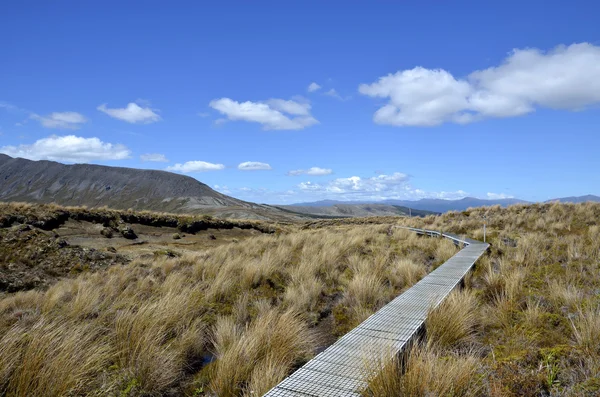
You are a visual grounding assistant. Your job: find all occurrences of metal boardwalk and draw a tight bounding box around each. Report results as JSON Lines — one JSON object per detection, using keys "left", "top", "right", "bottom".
{"left": 264, "top": 227, "right": 489, "bottom": 397}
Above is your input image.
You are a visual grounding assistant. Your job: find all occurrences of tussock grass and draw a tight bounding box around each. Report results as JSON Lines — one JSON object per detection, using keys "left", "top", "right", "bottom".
{"left": 361, "top": 202, "right": 600, "bottom": 396}
{"left": 364, "top": 345, "right": 484, "bottom": 397}
{"left": 425, "top": 289, "right": 479, "bottom": 351}
{"left": 207, "top": 309, "right": 315, "bottom": 397}
{"left": 0, "top": 318, "right": 113, "bottom": 396}
{"left": 1, "top": 212, "right": 453, "bottom": 396}
{"left": 571, "top": 305, "right": 600, "bottom": 357}
{"left": 3, "top": 201, "right": 600, "bottom": 396}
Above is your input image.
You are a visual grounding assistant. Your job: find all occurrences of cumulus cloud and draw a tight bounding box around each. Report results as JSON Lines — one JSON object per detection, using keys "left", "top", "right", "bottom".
{"left": 292, "top": 172, "right": 470, "bottom": 201}
{"left": 359, "top": 42, "right": 600, "bottom": 126}
{"left": 97, "top": 102, "right": 161, "bottom": 124}
{"left": 486, "top": 192, "right": 514, "bottom": 199}
{"left": 298, "top": 172, "right": 409, "bottom": 196}
{"left": 238, "top": 161, "right": 272, "bottom": 171}
{"left": 166, "top": 161, "right": 225, "bottom": 173}
{"left": 140, "top": 153, "right": 169, "bottom": 162}
{"left": 30, "top": 112, "right": 87, "bottom": 130}
{"left": 307, "top": 82, "right": 321, "bottom": 92}
{"left": 209, "top": 98, "right": 318, "bottom": 130}
{"left": 0, "top": 135, "right": 131, "bottom": 162}
{"left": 287, "top": 167, "right": 333, "bottom": 176}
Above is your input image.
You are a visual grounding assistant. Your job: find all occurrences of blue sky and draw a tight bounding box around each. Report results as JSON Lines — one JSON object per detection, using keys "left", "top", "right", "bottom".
{"left": 1, "top": 1, "right": 599, "bottom": 204}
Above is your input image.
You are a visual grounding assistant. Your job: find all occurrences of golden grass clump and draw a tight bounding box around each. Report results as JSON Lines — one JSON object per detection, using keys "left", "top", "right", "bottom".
{"left": 571, "top": 305, "right": 600, "bottom": 357}
{"left": 207, "top": 309, "right": 315, "bottom": 397}
{"left": 0, "top": 318, "right": 113, "bottom": 396}
{"left": 425, "top": 289, "right": 479, "bottom": 351}
{"left": 363, "top": 345, "right": 484, "bottom": 397}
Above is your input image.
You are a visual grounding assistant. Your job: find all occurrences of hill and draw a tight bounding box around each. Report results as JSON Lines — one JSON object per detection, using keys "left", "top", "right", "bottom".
{"left": 546, "top": 194, "right": 600, "bottom": 203}
{"left": 0, "top": 154, "right": 295, "bottom": 221}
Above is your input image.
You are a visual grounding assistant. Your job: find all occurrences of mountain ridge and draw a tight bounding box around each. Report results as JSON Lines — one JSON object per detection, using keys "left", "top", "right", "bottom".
{"left": 0, "top": 155, "right": 291, "bottom": 220}
{"left": 286, "top": 195, "right": 600, "bottom": 214}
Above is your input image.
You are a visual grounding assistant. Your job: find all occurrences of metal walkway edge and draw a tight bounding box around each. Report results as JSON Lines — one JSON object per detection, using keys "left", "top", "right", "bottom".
{"left": 264, "top": 227, "right": 489, "bottom": 397}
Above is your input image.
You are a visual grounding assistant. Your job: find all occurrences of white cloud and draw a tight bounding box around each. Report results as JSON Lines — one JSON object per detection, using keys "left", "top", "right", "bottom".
{"left": 323, "top": 88, "right": 339, "bottom": 99}
{"left": 0, "top": 135, "right": 131, "bottom": 162}
{"left": 97, "top": 102, "right": 161, "bottom": 124}
{"left": 308, "top": 82, "right": 321, "bottom": 92}
{"left": 238, "top": 161, "right": 272, "bottom": 171}
{"left": 213, "top": 184, "right": 232, "bottom": 194}
{"left": 288, "top": 167, "right": 333, "bottom": 176}
{"left": 209, "top": 98, "right": 318, "bottom": 130}
{"left": 30, "top": 112, "right": 87, "bottom": 130}
{"left": 292, "top": 172, "right": 470, "bottom": 201}
{"left": 359, "top": 42, "right": 600, "bottom": 126}
{"left": 140, "top": 153, "right": 169, "bottom": 162}
{"left": 266, "top": 99, "right": 311, "bottom": 116}
{"left": 197, "top": 112, "right": 210, "bottom": 118}
{"left": 324, "top": 88, "right": 351, "bottom": 101}
{"left": 486, "top": 192, "right": 514, "bottom": 200}
{"left": 166, "top": 160, "right": 225, "bottom": 173}
{"left": 298, "top": 172, "right": 409, "bottom": 195}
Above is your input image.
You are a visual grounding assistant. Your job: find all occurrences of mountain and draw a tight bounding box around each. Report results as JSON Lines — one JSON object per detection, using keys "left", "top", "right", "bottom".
{"left": 287, "top": 197, "right": 530, "bottom": 214}
{"left": 545, "top": 195, "right": 600, "bottom": 203}
{"left": 277, "top": 203, "right": 437, "bottom": 218}
{"left": 0, "top": 154, "right": 293, "bottom": 220}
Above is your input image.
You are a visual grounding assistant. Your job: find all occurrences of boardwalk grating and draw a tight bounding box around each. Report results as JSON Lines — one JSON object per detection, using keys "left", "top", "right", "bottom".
{"left": 263, "top": 227, "right": 488, "bottom": 397}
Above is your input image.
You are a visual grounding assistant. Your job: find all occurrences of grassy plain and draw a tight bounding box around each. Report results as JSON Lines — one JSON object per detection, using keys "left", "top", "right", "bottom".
{"left": 1, "top": 202, "right": 599, "bottom": 396}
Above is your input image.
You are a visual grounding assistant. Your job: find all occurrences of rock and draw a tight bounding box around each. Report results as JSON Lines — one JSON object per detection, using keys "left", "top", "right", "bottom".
{"left": 208, "top": 234, "right": 216, "bottom": 240}
{"left": 106, "top": 246, "right": 117, "bottom": 253}
{"left": 101, "top": 227, "right": 114, "bottom": 238}
{"left": 120, "top": 226, "right": 137, "bottom": 239}
{"left": 172, "top": 233, "right": 181, "bottom": 240}
{"left": 55, "top": 239, "right": 68, "bottom": 248}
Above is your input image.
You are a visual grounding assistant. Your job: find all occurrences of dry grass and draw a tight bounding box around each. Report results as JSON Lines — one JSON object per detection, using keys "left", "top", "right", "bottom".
{"left": 571, "top": 305, "right": 600, "bottom": 357}
{"left": 364, "top": 345, "right": 484, "bottom": 397}
{"left": 425, "top": 289, "right": 479, "bottom": 351}
{"left": 3, "top": 201, "right": 600, "bottom": 396}
{"left": 0, "top": 208, "right": 454, "bottom": 396}
{"left": 362, "top": 202, "right": 600, "bottom": 396}
{"left": 207, "top": 309, "right": 315, "bottom": 397}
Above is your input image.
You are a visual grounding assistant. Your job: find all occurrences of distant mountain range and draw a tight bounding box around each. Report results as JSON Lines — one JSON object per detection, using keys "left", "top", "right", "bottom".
{"left": 287, "top": 195, "right": 600, "bottom": 215}
{"left": 1, "top": 154, "right": 598, "bottom": 219}
{"left": 544, "top": 195, "right": 600, "bottom": 204}
{"left": 276, "top": 203, "right": 438, "bottom": 218}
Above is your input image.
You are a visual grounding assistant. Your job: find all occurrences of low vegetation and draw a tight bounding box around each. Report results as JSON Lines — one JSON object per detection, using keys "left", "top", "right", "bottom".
{"left": 364, "top": 202, "right": 600, "bottom": 396}
{"left": 1, "top": 201, "right": 599, "bottom": 396}
{"left": 0, "top": 203, "right": 454, "bottom": 396}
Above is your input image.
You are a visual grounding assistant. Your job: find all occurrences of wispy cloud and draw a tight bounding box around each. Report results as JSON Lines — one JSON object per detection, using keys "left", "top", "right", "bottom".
{"left": 287, "top": 167, "right": 333, "bottom": 176}
{"left": 307, "top": 82, "right": 321, "bottom": 92}
{"left": 140, "top": 153, "right": 169, "bottom": 162}
{"left": 324, "top": 88, "right": 350, "bottom": 101}
{"left": 166, "top": 160, "right": 225, "bottom": 173}
{"left": 486, "top": 192, "right": 514, "bottom": 199}
{"left": 97, "top": 102, "right": 161, "bottom": 124}
{"left": 238, "top": 161, "right": 272, "bottom": 171}
{"left": 209, "top": 97, "right": 318, "bottom": 130}
{"left": 30, "top": 112, "right": 87, "bottom": 130}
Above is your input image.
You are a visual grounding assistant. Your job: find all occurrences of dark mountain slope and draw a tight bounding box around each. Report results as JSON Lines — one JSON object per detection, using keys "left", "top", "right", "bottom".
{"left": 0, "top": 155, "right": 286, "bottom": 219}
